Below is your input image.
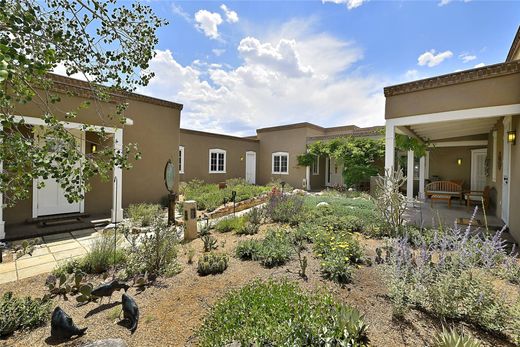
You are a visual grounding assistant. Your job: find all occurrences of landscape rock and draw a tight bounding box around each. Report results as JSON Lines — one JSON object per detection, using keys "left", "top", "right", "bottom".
{"left": 316, "top": 202, "right": 330, "bottom": 207}
{"left": 82, "top": 338, "right": 128, "bottom": 347}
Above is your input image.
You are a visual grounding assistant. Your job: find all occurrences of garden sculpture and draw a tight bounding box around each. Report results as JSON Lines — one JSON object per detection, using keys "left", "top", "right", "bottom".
{"left": 50, "top": 306, "right": 87, "bottom": 339}
{"left": 91, "top": 279, "right": 129, "bottom": 304}
{"left": 122, "top": 293, "right": 139, "bottom": 334}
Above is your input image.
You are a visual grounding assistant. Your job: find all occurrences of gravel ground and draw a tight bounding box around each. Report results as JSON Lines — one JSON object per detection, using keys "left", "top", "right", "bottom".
{"left": 0, "top": 226, "right": 514, "bottom": 347}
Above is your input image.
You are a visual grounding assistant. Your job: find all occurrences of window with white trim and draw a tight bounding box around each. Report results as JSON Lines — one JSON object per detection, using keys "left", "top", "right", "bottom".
{"left": 209, "top": 149, "right": 226, "bottom": 173}
{"left": 272, "top": 152, "right": 289, "bottom": 174}
{"left": 492, "top": 130, "right": 497, "bottom": 182}
{"left": 178, "top": 146, "right": 185, "bottom": 174}
{"left": 311, "top": 155, "right": 319, "bottom": 175}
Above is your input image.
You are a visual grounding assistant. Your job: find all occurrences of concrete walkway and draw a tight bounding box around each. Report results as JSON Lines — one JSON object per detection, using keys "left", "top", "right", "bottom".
{"left": 0, "top": 228, "right": 101, "bottom": 284}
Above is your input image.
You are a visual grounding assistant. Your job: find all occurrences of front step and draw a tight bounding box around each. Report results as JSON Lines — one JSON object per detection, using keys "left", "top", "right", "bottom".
{"left": 26, "top": 213, "right": 90, "bottom": 225}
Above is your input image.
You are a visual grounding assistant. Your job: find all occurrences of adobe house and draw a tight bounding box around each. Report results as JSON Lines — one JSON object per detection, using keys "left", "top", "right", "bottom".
{"left": 1, "top": 73, "right": 182, "bottom": 240}
{"left": 384, "top": 26, "right": 520, "bottom": 241}
{"left": 179, "top": 122, "right": 383, "bottom": 190}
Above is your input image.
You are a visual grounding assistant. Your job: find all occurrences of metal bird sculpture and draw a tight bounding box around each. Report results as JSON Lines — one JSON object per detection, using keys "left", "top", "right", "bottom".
{"left": 122, "top": 293, "right": 139, "bottom": 334}
{"left": 50, "top": 306, "right": 87, "bottom": 339}
{"left": 91, "top": 279, "right": 129, "bottom": 304}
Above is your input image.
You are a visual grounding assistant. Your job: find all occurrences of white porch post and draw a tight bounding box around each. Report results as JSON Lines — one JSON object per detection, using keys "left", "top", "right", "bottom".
{"left": 419, "top": 156, "right": 425, "bottom": 199}
{"left": 305, "top": 165, "right": 311, "bottom": 191}
{"left": 406, "top": 150, "right": 414, "bottom": 201}
{"left": 111, "top": 128, "right": 124, "bottom": 223}
{"left": 385, "top": 123, "right": 395, "bottom": 173}
{"left": 0, "top": 124, "right": 4, "bottom": 239}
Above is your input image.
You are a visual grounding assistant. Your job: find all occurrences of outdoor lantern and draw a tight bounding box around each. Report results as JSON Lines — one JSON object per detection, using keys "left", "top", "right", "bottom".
{"left": 508, "top": 130, "right": 516, "bottom": 145}
{"left": 281, "top": 181, "right": 286, "bottom": 195}
{"left": 457, "top": 158, "right": 462, "bottom": 166}
{"left": 91, "top": 144, "right": 97, "bottom": 153}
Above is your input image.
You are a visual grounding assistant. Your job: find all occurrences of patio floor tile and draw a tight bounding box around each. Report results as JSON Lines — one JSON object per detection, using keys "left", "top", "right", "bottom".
{"left": 17, "top": 261, "right": 56, "bottom": 280}
{"left": 42, "top": 232, "right": 73, "bottom": 242}
{"left": 71, "top": 228, "right": 98, "bottom": 239}
{"left": 48, "top": 241, "right": 82, "bottom": 253}
{"left": 53, "top": 247, "right": 87, "bottom": 261}
{"left": 0, "top": 261, "right": 16, "bottom": 274}
{"left": 0, "top": 271, "right": 17, "bottom": 284}
{"left": 16, "top": 254, "right": 55, "bottom": 269}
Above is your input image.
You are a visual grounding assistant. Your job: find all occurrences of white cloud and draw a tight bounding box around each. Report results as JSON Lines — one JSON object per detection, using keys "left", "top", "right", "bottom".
{"left": 322, "top": 0, "right": 367, "bottom": 10}
{"left": 139, "top": 24, "right": 386, "bottom": 135}
{"left": 439, "top": 0, "right": 471, "bottom": 6}
{"left": 474, "top": 63, "right": 486, "bottom": 68}
{"left": 171, "top": 3, "right": 191, "bottom": 22}
{"left": 404, "top": 69, "right": 419, "bottom": 81}
{"left": 459, "top": 53, "right": 476, "bottom": 63}
{"left": 220, "top": 4, "right": 239, "bottom": 23}
{"left": 53, "top": 62, "right": 91, "bottom": 81}
{"left": 212, "top": 48, "right": 226, "bottom": 56}
{"left": 417, "top": 49, "right": 453, "bottom": 67}
{"left": 194, "top": 10, "right": 223, "bottom": 40}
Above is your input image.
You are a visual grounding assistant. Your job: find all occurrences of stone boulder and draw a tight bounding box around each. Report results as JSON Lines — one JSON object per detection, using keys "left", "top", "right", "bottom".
{"left": 316, "top": 202, "right": 330, "bottom": 208}
{"left": 82, "top": 339, "right": 128, "bottom": 347}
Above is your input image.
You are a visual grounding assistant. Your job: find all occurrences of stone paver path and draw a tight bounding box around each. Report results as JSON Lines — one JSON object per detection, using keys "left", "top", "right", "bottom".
{"left": 0, "top": 228, "right": 101, "bottom": 284}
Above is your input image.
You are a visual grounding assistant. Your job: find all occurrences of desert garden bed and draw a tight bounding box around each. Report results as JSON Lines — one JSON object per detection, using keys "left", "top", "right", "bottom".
{"left": 1, "top": 186, "right": 520, "bottom": 347}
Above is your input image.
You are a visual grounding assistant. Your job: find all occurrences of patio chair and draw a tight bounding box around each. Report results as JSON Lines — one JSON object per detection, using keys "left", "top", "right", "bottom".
{"left": 465, "top": 186, "right": 490, "bottom": 212}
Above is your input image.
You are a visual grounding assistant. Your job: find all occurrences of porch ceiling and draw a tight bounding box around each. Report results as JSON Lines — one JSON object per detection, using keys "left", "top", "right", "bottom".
{"left": 407, "top": 117, "right": 500, "bottom": 141}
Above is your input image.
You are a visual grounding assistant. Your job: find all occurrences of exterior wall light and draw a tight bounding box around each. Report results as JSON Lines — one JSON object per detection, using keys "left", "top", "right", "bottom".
{"left": 91, "top": 144, "right": 97, "bottom": 153}
{"left": 508, "top": 130, "right": 516, "bottom": 145}
{"left": 457, "top": 158, "right": 462, "bottom": 166}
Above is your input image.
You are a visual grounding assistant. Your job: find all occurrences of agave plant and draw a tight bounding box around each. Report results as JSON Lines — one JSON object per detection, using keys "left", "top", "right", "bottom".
{"left": 432, "top": 327, "right": 481, "bottom": 347}
{"left": 201, "top": 235, "right": 217, "bottom": 252}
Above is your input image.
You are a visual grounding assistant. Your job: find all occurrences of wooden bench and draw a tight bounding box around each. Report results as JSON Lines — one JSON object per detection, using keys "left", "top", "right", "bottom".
{"left": 425, "top": 181, "right": 463, "bottom": 207}
{"left": 431, "top": 194, "right": 452, "bottom": 208}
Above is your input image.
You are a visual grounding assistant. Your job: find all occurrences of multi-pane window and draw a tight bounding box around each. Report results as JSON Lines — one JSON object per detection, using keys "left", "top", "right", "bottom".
{"left": 311, "top": 155, "right": 319, "bottom": 175}
{"left": 272, "top": 152, "right": 289, "bottom": 174}
{"left": 209, "top": 149, "right": 226, "bottom": 173}
{"left": 178, "top": 146, "right": 184, "bottom": 174}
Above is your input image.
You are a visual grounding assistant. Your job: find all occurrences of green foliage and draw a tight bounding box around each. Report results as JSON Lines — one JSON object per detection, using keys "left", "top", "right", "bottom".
{"left": 395, "top": 134, "right": 429, "bottom": 157}
{"left": 265, "top": 193, "right": 304, "bottom": 224}
{"left": 374, "top": 170, "right": 408, "bottom": 236}
{"left": 235, "top": 239, "right": 262, "bottom": 260}
{"left": 201, "top": 234, "right": 218, "bottom": 252}
{"left": 0, "top": 0, "right": 165, "bottom": 206}
{"left": 124, "top": 217, "right": 180, "bottom": 279}
{"left": 180, "top": 179, "right": 270, "bottom": 211}
{"left": 256, "top": 228, "right": 294, "bottom": 268}
{"left": 235, "top": 222, "right": 260, "bottom": 236}
{"left": 197, "top": 252, "right": 228, "bottom": 276}
{"left": 432, "top": 327, "right": 482, "bottom": 347}
{"left": 198, "top": 280, "right": 369, "bottom": 347}
{"left": 304, "top": 136, "right": 384, "bottom": 188}
{"left": 214, "top": 216, "right": 247, "bottom": 233}
{"left": 126, "top": 203, "right": 162, "bottom": 227}
{"left": 0, "top": 292, "right": 52, "bottom": 337}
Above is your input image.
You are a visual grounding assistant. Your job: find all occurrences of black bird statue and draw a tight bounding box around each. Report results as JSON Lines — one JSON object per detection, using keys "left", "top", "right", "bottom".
{"left": 50, "top": 306, "right": 87, "bottom": 339}
{"left": 91, "top": 279, "right": 130, "bottom": 304}
{"left": 122, "top": 293, "right": 139, "bottom": 334}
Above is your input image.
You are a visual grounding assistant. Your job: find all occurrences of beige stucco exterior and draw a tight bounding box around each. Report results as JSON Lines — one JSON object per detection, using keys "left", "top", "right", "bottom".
{"left": 5, "top": 75, "right": 182, "bottom": 226}
{"left": 179, "top": 129, "right": 259, "bottom": 184}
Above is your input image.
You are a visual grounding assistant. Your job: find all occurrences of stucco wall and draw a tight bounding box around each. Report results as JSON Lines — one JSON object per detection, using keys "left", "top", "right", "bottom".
{"left": 179, "top": 130, "right": 259, "bottom": 184}
{"left": 385, "top": 71, "right": 520, "bottom": 119}
{"left": 508, "top": 116, "right": 520, "bottom": 241}
{"left": 5, "top": 91, "right": 181, "bottom": 225}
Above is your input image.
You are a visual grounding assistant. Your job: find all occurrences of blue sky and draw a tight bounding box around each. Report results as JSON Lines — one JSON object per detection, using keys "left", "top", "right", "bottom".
{"left": 137, "top": 0, "right": 520, "bottom": 136}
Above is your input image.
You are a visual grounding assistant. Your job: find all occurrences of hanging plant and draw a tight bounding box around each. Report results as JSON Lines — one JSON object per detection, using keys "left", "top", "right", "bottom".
{"left": 296, "top": 153, "right": 315, "bottom": 167}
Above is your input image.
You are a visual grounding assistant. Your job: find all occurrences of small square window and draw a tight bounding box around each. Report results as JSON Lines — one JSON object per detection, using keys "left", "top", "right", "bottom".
{"left": 272, "top": 152, "right": 289, "bottom": 174}
{"left": 209, "top": 149, "right": 226, "bottom": 173}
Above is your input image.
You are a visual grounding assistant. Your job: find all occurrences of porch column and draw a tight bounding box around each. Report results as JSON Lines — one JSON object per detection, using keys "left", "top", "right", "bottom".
{"left": 111, "top": 128, "right": 124, "bottom": 223}
{"left": 306, "top": 165, "right": 311, "bottom": 191}
{"left": 0, "top": 124, "right": 4, "bottom": 239}
{"left": 384, "top": 123, "right": 395, "bottom": 173}
{"left": 406, "top": 150, "right": 414, "bottom": 201}
{"left": 418, "top": 156, "right": 425, "bottom": 199}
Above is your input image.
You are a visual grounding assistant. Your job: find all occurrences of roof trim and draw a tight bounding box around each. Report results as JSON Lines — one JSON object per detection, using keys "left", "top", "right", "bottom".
{"left": 384, "top": 60, "right": 520, "bottom": 97}
{"left": 506, "top": 25, "right": 520, "bottom": 62}
{"left": 180, "top": 128, "right": 259, "bottom": 142}
{"left": 48, "top": 73, "right": 184, "bottom": 110}
{"left": 306, "top": 126, "right": 383, "bottom": 142}
{"left": 256, "top": 122, "right": 324, "bottom": 133}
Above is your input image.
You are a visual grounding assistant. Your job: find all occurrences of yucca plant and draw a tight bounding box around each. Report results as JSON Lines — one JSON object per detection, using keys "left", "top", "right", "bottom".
{"left": 432, "top": 327, "right": 481, "bottom": 347}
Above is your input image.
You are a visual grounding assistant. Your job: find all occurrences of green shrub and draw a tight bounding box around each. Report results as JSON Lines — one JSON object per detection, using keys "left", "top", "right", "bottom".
{"left": 201, "top": 234, "right": 217, "bottom": 252}
{"left": 126, "top": 203, "right": 162, "bottom": 227}
{"left": 235, "top": 239, "right": 262, "bottom": 260}
{"left": 432, "top": 327, "right": 482, "bottom": 347}
{"left": 214, "top": 216, "right": 247, "bottom": 233}
{"left": 53, "top": 231, "right": 126, "bottom": 276}
{"left": 265, "top": 193, "right": 304, "bottom": 224}
{"left": 124, "top": 218, "right": 180, "bottom": 278}
{"left": 235, "top": 222, "right": 259, "bottom": 235}
{"left": 0, "top": 292, "right": 52, "bottom": 337}
{"left": 197, "top": 253, "right": 228, "bottom": 276}
{"left": 198, "top": 280, "right": 369, "bottom": 346}
{"left": 256, "top": 227, "right": 293, "bottom": 268}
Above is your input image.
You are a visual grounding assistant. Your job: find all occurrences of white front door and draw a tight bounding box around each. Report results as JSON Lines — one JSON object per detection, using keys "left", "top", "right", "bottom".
{"left": 502, "top": 117, "right": 512, "bottom": 224}
{"left": 245, "top": 151, "right": 256, "bottom": 184}
{"left": 470, "top": 148, "right": 487, "bottom": 191}
{"left": 34, "top": 128, "right": 84, "bottom": 217}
